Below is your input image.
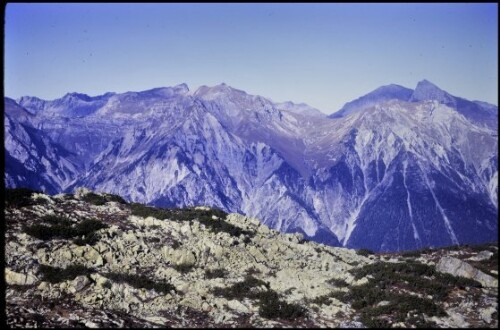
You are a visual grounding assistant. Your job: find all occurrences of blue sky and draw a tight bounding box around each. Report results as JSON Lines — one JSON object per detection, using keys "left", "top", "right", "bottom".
{"left": 5, "top": 3, "right": 498, "bottom": 113}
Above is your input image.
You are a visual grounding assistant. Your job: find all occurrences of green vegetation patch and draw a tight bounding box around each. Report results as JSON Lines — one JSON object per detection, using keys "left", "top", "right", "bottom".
{"left": 103, "top": 193, "right": 128, "bottom": 204}
{"left": 81, "top": 192, "right": 108, "bottom": 206}
{"left": 38, "top": 265, "right": 177, "bottom": 295}
{"left": 205, "top": 268, "right": 228, "bottom": 279}
{"left": 104, "top": 272, "right": 176, "bottom": 294}
{"left": 401, "top": 247, "right": 434, "bottom": 258}
{"left": 129, "top": 203, "right": 255, "bottom": 238}
{"left": 212, "top": 275, "right": 269, "bottom": 300}
{"left": 256, "top": 289, "right": 306, "bottom": 320}
{"left": 211, "top": 275, "right": 306, "bottom": 320}
{"left": 172, "top": 263, "right": 195, "bottom": 274}
{"left": 326, "top": 278, "right": 348, "bottom": 288}
{"left": 351, "top": 260, "right": 481, "bottom": 299}
{"left": 355, "top": 248, "right": 374, "bottom": 257}
{"left": 23, "top": 216, "right": 108, "bottom": 245}
{"left": 38, "top": 264, "right": 93, "bottom": 283}
{"left": 336, "top": 260, "right": 483, "bottom": 327}
{"left": 81, "top": 192, "right": 127, "bottom": 205}
{"left": 5, "top": 188, "right": 41, "bottom": 208}
{"left": 197, "top": 216, "right": 255, "bottom": 238}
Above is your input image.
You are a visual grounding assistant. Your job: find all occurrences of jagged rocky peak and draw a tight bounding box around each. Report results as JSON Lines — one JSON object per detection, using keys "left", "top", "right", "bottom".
{"left": 409, "top": 79, "right": 456, "bottom": 105}
{"left": 5, "top": 97, "right": 35, "bottom": 120}
{"left": 4, "top": 188, "right": 499, "bottom": 328}
{"left": 16, "top": 95, "right": 47, "bottom": 114}
{"left": 62, "top": 92, "right": 93, "bottom": 102}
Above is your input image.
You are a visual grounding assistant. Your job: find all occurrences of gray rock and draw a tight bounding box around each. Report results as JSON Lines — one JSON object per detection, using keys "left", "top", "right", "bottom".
{"left": 71, "top": 275, "right": 91, "bottom": 293}
{"left": 447, "top": 309, "right": 470, "bottom": 327}
{"left": 468, "top": 250, "right": 494, "bottom": 261}
{"left": 5, "top": 268, "right": 38, "bottom": 285}
{"left": 167, "top": 249, "right": 197, "bottom": 267}
{"left": 84, "top": 248, "right": 104, "bottom": 267}
{"left": 436, "top": 256, "right": 498, "bottom": 288}
{"left": 480, "top": 306, "right": 497, "bottom": 323}
{"left": 75, "top": 187, "right": 92, "bottom": 199}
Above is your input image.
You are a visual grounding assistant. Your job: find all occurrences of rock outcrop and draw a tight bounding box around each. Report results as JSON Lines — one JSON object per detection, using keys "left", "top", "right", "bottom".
{"left": 436, "top": 256, "right": 498, "bottom": 288}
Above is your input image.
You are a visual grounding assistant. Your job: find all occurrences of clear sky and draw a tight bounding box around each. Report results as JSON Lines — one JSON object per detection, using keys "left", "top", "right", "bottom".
{"left": 4, "top": 3, "right": 498, "bottom": 114}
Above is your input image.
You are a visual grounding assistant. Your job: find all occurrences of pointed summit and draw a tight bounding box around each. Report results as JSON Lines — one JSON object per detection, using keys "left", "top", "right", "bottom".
{"left": 409, "top": 79, "right": 455, "bottom": 106}
{"left": 329, "top": 84, "right": 413, "bottom": 118}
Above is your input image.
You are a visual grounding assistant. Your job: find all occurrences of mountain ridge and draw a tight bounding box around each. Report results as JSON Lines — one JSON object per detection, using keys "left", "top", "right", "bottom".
{"left": 5, "top": 80, "right": 498, "bottom": 252}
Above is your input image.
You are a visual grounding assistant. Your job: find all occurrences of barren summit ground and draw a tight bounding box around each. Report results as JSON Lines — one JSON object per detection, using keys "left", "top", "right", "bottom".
{"left": 5, "top": 188, "right": 498, "bottom": 328}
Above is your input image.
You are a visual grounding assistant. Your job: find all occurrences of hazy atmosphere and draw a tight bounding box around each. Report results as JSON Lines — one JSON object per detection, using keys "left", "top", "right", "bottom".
{"left": 5, "top": 3, "right": 498, "bottom": 113}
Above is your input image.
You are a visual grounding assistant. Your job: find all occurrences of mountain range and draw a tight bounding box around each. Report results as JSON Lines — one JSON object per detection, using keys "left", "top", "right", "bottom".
{"left": 4, "top": 79, "right": 498, "bottom": 252}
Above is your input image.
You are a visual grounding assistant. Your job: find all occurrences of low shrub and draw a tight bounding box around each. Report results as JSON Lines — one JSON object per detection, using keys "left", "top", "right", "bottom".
{"left": 197, "top": 216, "right": 254, "bottom": 238}
{"left": 40, "top": 215, "right": 73, "bottom": 226}
{"left": 212, "top": 275, "right": 269, "bottom": 300}
{"left": 23, "top": 223, "right": 77, "bottom": 240}
{"left": 356, "top": 248, "right": 374, "bottom": 257}
{"left": 23, "top": 217, "right": 107, "bottom": 246}
{"left": 311, "top": 294, "right": 334, "bottom": 306}
{"left": 103, "top": 193, "right": 128, "bottom": 204}
{"left": 401, "top": 247, "right": 434, "bottom": 258}
{"left": 326, "top": 278, "right": 348, "bottom": 287}
{"left": 104, "top": 272, "right": 176, "bottom": 294}
{"left": 73, "top": 233, "right": 101, "bottom": 246}
{"left": 5, "top": 188, "right": 40, "bottom": 208}
{"left": 256, "top": 289, "right": 306, "bottom": 320}
{"left": 172, "top": 263, "right": 195, "bottom": 274}
{"left": 81, "top": 192, "right": 108, "bottom": 206}
{"left": 129, "top": 203, "right": 253, "bottom": 238}
{"left": 38, "top": 264, "right": 93, "bottom": 283}
{"left": 211, "top": 275, "right": 306, "bottom": 320}
{"left": 205, "top": 268, "right": 228, "bottom": 279}
{"left": 74, "top": 218, "right": 108, "bottom": 236}
{"left": 339, "top": 260, "right": 479, "bottom": 327}
{"left": 129, "top": 203, "right": 173, "bottom": 220}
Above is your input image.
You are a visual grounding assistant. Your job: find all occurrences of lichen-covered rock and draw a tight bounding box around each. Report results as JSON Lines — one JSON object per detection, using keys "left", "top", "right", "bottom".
{"left": 436, "top": 256, "right": 498, "bottom": 288}
{"left": 468, "top": 250, "right": 494, "bottom": 262}
{"left": 70, "top": 275, "right": 91, "bottom": 293}
{"left": 5, "top": 268, "right": 38, "bottom": 285}
{"left": 4, "top": 191, "right": 499, "bottom": 328}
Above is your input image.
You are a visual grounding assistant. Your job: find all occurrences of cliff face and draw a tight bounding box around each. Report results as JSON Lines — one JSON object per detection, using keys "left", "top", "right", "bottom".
{"left": 4, "top": 188, "right": 498, "bottom": 328}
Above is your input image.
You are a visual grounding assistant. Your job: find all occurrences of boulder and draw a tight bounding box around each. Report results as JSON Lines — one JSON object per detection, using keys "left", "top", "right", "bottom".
{"left": 75, "top": 187, "right": 92, "bottom": 199}
{"left": 5, "top": 268, "right": 37, "bottom": 285}
{"left": 84, "top": 248, "right": 104, "bottom": 267}
{"left": 227, "top": 299, "right": 249, "bottom": 313}
{"left": 480, "top": 306, "right": 497, "bottom": 323}
{"left": 436, "top": 256, "right": 498, "bottom": 288}
{"left": 90, "top": 273, "right": 110, "bottom": 288}
{"left": 70, "top": 275, "right": 91, "bottom": 293}
{"left": 468, "top": 250, "right": 494, "bottom": 262}
{"left": 163, "top": 246, "right": 197, "bottom": 267}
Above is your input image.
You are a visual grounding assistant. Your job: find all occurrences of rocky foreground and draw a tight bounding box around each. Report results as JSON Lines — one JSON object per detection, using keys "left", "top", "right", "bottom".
{"left": 4, "top": 188, "right": 498, "bottom": 328}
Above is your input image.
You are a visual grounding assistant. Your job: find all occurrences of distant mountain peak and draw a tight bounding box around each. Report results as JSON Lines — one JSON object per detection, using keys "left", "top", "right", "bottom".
{"left": 193, "top": 83, "right": 247, "bottom": 100}
{"left": 62, "top": 92, "right": 92, "bottom": 102}
{"left": 329, "top": 83, "right": 413, "bottom": 118}
{"left": 174, "top": 83, "right": 189, "bottom": 93}
{"left": 410, "top": 79, "right": 455, "bottom": 105}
